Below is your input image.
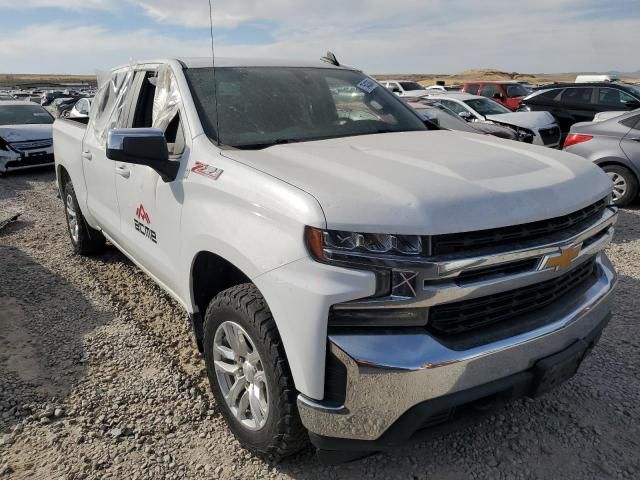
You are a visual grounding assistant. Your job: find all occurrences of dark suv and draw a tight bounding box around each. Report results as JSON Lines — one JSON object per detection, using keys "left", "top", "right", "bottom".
{"left": 519, "top": 82, "right": 640, "bottom": 136}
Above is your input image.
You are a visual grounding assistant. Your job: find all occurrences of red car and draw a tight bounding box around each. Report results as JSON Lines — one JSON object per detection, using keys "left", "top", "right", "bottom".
{"left": 461, "top": 81, "right": 532, "bottom": 111}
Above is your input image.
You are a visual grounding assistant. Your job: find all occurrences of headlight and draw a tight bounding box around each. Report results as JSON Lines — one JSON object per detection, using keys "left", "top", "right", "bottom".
{"left": 305, "top": 226, "right": 425, "bottom": 266}
{"left": 306, "top": 226, "right": 429, "bottom": 326}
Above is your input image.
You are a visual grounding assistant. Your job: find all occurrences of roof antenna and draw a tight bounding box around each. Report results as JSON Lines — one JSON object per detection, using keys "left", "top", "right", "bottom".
{"left": 320, "top": 51, "right": 340, "bottom": 67}
{"left": 208, "top": 0, "right": 221, "bottom": 146}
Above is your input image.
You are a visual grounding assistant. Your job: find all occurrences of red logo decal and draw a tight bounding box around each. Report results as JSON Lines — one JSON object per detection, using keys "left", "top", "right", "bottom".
{"left": 136, "top": 204, "right": 151, "bottom": 224}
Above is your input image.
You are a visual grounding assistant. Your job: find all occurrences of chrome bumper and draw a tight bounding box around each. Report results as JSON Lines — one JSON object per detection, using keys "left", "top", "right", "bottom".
{"left": 298, "top": 253, "right": 617, "bottom": 441}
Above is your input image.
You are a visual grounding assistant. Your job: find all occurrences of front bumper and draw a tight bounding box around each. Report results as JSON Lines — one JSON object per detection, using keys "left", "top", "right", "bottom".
{"left": 0, "top": 148, "right": 54, "bottom": 173}
{"left": 298, "top": 253, "right": 616, "bottom": 443}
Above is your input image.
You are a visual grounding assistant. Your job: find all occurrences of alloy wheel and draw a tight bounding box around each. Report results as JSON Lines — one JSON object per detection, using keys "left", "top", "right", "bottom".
{"left": 213, "top": 321, "right": 269, "bottom": 431}
{"left": 607, "top": 172, "right": 627, "bottom": 203}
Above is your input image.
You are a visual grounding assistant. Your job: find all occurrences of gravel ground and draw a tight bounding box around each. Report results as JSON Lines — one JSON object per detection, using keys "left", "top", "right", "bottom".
{"left": 1, "top": 169, "right": 639, "bottom": 480}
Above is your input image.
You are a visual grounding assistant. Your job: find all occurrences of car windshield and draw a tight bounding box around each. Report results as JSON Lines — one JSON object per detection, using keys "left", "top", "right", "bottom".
{"left": 625, "top": 84, "right": 640, "bottom": 98}
{"left": 464, "top": 98, "right": 512, "bottom": 116}
{"left": 0, "top": 105, "right": 54, "bottom": 125}
{"left": 399, "top": 82, "right": 425, "bottom": 91}
{"left": 185, "top": 67, "right": 427, "bottom": 149}
{"left": 506, "top": 84, "right": 531, "bottom": 97}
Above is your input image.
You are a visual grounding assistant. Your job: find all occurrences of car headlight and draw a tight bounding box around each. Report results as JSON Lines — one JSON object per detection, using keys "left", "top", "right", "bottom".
{"left": 305, "top": 226, "right": 429, "bottom": 325}
{"left": 305, "top": 227, "right": 424, "bottom": 265}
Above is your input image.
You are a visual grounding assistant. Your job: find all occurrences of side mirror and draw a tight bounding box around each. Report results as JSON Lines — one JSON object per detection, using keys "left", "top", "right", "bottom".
{"left": 106, "top": 128, "right": 178, "bottom": 182}
{"left": 624, "top": 100, "right": 640, "bottom": 109}
{"left": 493, "top": 92, "right": 503, "bottom": 100}
{"left": 458, "top": 111, "right": 473, "bottom": 121}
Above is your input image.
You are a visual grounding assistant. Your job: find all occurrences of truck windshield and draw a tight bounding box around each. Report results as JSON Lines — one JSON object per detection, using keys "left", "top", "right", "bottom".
{"left": 0, "top": 105, "right": 54, "bottom": 126}
{"left": 185, "top": 67, "right": 427, "bottom": 149}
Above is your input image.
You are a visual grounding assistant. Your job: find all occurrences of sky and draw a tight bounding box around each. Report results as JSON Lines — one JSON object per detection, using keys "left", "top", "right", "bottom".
{"left": 0, "top": 0, "right": 638, "bottom": 75}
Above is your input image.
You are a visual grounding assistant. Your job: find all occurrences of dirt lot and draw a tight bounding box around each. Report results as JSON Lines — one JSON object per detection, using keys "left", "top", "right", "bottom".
{"left": 1, "top": 169, "right": 639, "bottom": 480}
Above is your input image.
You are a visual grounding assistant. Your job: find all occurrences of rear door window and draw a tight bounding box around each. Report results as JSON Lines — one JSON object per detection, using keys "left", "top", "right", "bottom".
{"left": 620, "top": 114, "right": 640, "bottom": 130}
{"left": 559, "top": 87, "right": 593, "bottom": 104}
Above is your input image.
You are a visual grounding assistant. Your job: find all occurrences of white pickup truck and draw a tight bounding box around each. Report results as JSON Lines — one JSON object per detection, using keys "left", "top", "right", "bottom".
{"left": 54, "top": 57, "right": 618, "bottom": 462}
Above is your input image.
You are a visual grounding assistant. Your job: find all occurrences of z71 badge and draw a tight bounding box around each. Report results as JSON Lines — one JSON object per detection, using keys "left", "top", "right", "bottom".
{"left": 191, "top": 162, "right": 223, "bottom": 180}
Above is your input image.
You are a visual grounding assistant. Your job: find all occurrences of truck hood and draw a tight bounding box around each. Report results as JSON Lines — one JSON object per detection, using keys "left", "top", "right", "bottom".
{"left": 485, "top": 111, "right": 556, "bottom": 129}
{"left": 223, "top": 131, "right": 612, "bottom": 234}
{"left": 0, "top": 124, "right": 53, "bottom": 143}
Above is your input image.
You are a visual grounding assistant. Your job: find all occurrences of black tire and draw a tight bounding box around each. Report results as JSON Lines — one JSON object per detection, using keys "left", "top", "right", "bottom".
{"left": 203, "top": 283, "right": 307, "bottom": 460}
{"left": 602, "top": 164, "right": 638, "bottom": 207}
{"left": 62, "top": 180, "right": 106, "bottom": 255}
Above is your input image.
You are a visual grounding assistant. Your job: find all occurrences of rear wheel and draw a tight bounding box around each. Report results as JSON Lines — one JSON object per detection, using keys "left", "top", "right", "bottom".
{"left": 63, "top": 181, "right": 106, "bottom": 255}
{"left": 203, "top": 283, "right": 307, "bottom": 459}
{"left": 602, "top": 165, "right": 638, "bottom": 207}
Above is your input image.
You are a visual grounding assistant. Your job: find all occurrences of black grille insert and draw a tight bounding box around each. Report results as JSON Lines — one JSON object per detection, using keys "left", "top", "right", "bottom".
{"left": 429, "top": 259, "right": 596, "bottom": 336}
{"left": 430, "top": 199, "right": 606, "bottom": 256}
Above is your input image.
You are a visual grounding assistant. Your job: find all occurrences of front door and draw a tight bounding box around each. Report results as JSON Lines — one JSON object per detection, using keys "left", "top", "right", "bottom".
{"left": 114, "top": 68, "right": 187, "bottom": 295}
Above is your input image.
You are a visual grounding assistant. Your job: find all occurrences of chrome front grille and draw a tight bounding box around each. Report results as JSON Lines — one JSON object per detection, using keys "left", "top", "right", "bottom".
{"left": 9, "top": 138, "right": 53, "bottom": 151}
{"left": 331, "top": 200, "right": 617, "bottom": 335}
{"left": 429, "top": 258, "right": 597, "bottom": 335}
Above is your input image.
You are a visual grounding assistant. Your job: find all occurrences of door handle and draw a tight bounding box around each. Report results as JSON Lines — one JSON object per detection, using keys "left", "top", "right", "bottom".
{"left": 115, "top": 165, "right": 130, "bottom": 179}
{"left": 630, "top": 137, "right": 640, "bottom": 142}
{"left": 81, "top": 150, "right": 92, "bottom": 160}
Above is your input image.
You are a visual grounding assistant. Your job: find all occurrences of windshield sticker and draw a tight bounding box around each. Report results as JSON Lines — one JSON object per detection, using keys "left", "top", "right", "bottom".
{"left": 356, "top": 78, "right": 378, "bottom": 94}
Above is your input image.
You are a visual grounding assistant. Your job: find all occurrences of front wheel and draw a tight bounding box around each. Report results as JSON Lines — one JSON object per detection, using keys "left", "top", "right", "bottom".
{"left": 602, "top": 165, "right": 638, "bottom": 207}
{"left": 203, "top": 283, "right": 307, "bottom": 459}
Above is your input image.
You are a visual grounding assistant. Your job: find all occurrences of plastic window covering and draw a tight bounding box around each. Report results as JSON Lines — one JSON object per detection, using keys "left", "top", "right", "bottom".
{"left": 86, "top": 66, "right": 136, "bottom": 147}
{"left": 152, "top": 65, "right": 183, "bottom": 132}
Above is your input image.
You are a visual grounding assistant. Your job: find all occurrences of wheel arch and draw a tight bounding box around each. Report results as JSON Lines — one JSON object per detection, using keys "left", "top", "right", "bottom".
{"left": 594, "top": 157, "right": 640, "bottom": 183}
{"left": 189, "top": 250, "right": 253, "bottom": 352}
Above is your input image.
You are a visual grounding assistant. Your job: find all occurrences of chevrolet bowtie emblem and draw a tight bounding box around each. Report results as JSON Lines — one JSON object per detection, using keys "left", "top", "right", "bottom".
{"left": 540, "top": 244, "right": 582, "bottom": 271}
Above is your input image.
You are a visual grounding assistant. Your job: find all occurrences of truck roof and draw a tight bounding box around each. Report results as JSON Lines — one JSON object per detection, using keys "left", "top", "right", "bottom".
{"left": 115, "top": 57, "right": 357, "bottom": 71}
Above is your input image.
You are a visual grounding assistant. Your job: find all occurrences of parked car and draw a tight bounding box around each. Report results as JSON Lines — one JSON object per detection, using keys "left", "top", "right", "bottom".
{"left": 52, "top": 97, "right": 81, "bottom": 118}
{"left": 54, "top": 57, "right": 617, "bottom": 462}
{"left": 519, "top": 82, "right": 640, "bottom": 137}
{"left": 563, "top": 109, "right": 640, "bottom": 206}
{"left": 423, "top": 92, "right": 561, "bottom": 147}
{"left": 0, "top": 100, "right": 55, "bottom": 173}
{"left": 405, "top": 99, "right": 523, "bottom": 141}
{"left": 461, "top": 81, "right": 531, "bottom": 110}
{"left": 382, "top": 80, "right": 429, "bottom": 97}
{"left": 41, "top": 91, "right": 66, "bottom": 106}
{"left": 0, "top": 94, "right": 16, "bottom": 101}
{"left": 67, "top": 98, "right": 93, "bottom": 119}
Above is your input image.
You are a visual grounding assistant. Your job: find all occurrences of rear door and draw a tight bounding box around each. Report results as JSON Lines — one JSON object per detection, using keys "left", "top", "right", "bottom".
{"left": 82, "top": 70, "right": 136, "bottom": 240}
{"left": 556, "top": 87, "right": 597, "bottom": 133}
{"left": 620, "top": 114, "right": 640, "bottom": 163}
{"left": 113, "top": 66, "right": 187, "bottom": 294}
